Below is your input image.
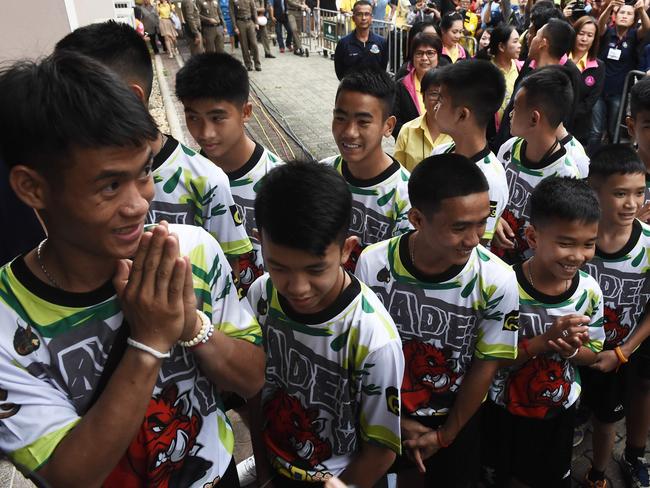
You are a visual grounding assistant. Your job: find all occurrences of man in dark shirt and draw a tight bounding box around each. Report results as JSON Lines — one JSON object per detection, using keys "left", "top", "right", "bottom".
{"left": 334, "top": 0, "right": 389, "bottom": 79}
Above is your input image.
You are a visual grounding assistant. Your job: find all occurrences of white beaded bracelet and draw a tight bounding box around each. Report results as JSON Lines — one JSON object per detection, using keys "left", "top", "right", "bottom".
{"left": 126, "top": 337, "right": 171, "bottom": 359}
{"left": 178, "top": 310, "right": 215, "bottom": 348}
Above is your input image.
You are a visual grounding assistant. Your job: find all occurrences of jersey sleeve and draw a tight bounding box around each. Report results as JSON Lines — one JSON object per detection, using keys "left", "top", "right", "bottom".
{"left": 204, "top": 170, "right": 253, "bottom": 259}
{"left": 584, "top": 284, "right": 605, "bottom": 354}
{"left": 183, "top": 225, "right": 262, "bottom": 346}
{"left": 496, "top": 137, "right": 516, "bottom": 166}
{"left": 483, "top": 165, "right": 509, "bottom": 241}
{"left": 391, "top": 174, "right": 413, "bottom": 237}
{"left": 475, "top": 266, "right": 519, "bottom": 360}
{"left": 357, "top": 340, "right": 404, "bottom": 454}
{"left": 0, "top": 341, "right": 81, "bottom": 471}
{"left": 354, "top": 247, "right": 373, "bottom": 285}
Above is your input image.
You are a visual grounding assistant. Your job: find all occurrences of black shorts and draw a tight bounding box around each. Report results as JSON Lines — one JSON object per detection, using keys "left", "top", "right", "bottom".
{"left": 632, "top": 335, "right": 650, "bottom": 380}
{"left": 481, "top": 400, "right": 575, "bottom": 488}
{"left": 579, "top": 364, "right": 629, "bottom": 423}
{"left": 392, "top": 411, "right": 481, "bottom": 488}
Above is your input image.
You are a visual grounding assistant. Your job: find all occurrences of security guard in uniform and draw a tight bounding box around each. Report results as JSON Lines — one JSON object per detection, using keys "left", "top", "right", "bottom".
{"left": 181, "top": 0, "right": 205, "bottom": 54}
{"left": 199, "top": 0, "right": 226, "bottom": 53}
{"left": 255, "top": 0, "right": 275, "bottom": 58}
{"left": 286, "top": 0, "right": 309, "bottom": 55}
{"left": 230, "top": 0, "right": 262, "bottom": 70}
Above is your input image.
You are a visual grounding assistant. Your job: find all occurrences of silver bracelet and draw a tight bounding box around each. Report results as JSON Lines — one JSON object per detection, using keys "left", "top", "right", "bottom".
{"left": 563, "top": 347, "right": 580, "bottom": 360}
{"left": 126, "top": 337, "right": 171, "bottom": 359}
{"left": 178, "top": 310, "right": 215, "bottom": 348}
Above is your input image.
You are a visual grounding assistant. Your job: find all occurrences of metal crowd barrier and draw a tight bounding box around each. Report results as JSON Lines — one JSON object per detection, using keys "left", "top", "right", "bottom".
{"left": 613, "top": 70, "right": 646, "bottom": 144}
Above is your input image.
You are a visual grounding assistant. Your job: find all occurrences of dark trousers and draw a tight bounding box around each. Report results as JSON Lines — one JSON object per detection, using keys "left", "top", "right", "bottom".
{"left": 275, "top": 15, "right": 293, "bottom": 49}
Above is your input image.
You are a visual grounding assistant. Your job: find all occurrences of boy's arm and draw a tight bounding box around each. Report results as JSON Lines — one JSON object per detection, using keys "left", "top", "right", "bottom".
{"left": 249, "top": 392, "right": 277, "bottom": 488}
{"left": 339, "top": 443, "right": 396, "bottom": 488}
{"left": 592, "top": 305, "right": 650, "bottom": 372}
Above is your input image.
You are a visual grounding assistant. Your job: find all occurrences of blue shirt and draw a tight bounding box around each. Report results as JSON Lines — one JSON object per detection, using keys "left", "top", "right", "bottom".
{"left": 599, "top": 26, "right": 638, "bottom": 95}
{"left": 334, "top": 30, "right": 389, "bottom": 80}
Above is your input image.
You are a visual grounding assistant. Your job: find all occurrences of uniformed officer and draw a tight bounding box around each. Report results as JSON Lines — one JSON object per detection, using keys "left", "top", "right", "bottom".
{"left": 286, "top": 0, "right": 309, "bottom": 55}
{"left": 255, "top": 0, "right": 276, "bottom": 58}
{"left": 199, "top": 0, "right": 227, "bottom": 52}
{"left": 229, "top": 0, "right": 262, "bottom": 70}
{"left": 181, "top": 0, "right": 205, "bottom": 54}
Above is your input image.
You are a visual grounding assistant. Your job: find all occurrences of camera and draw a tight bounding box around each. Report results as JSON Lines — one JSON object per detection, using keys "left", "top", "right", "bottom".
{"left": 571, "top": 0, "right": 587, "bottom": 19}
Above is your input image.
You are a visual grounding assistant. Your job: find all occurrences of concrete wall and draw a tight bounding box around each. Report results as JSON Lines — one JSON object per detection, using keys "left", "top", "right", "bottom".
{"left": 0, "top": 0, "right": 117, "bottom": 63}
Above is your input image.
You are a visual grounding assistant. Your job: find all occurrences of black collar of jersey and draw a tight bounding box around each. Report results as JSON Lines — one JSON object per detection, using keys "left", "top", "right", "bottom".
{"left": 514, "top": 261, "right": 580, "bottom": 305}
{"left": 519, "top": 139, "right": 567, "bottom": 171}
{"left": 559, "top": 134, "right": 573, "bottom": 146}
{"left": 596, "top": 219, "right": 642, "bottom": 260}
{"left": 469, "top": 145, "right": 491, "bottom": 164}
{"left": 216, "top": 142, "right": 264, "bottom": 182}
{"left": 399, "top": 231, "right": 466, "bottom": 283}
{"left": 152, "top": 133, "right": 179, "bottom": 171}
{"left": 341, "top": 155, "right": 401, "bottom": 188}
{"left": 278, "top": 272, "right": 361, "bottom": 325}
{"left": 11, "top": 256, "right": 116, "bottom": 307}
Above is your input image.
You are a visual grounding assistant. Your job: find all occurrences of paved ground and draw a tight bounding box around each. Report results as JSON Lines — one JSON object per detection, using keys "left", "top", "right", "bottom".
{"left": 0, "top": 35, "right": 643, "bottom": 488}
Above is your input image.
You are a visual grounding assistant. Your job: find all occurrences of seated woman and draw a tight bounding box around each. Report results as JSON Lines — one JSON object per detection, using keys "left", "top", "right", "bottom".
{"left": 393, "top": 67, "right": 452, "bottom": 171}
{"left": 393, "top": 32, "right": 443, "bottom": 138}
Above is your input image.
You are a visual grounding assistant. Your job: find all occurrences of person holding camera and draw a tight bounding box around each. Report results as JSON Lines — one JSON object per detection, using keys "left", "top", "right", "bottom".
{"left": 591, "top": 0, "right": 650, "bottom": 149}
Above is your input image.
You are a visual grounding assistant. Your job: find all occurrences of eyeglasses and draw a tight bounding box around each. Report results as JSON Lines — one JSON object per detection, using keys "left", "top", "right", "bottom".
{"left": 413, "top": 50, "right": 438, "bottom": 59}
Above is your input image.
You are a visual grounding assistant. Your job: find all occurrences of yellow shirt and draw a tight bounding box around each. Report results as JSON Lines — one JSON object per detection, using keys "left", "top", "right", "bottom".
{"left": 494, "top": 58, "right": 519, "bottom": 128}
{"left": 393, "top": 113, "right": 453, "bottom": 172}
{"left": 572, "top": 52, "right": 589, "bottom": 72}
{"left": 158, "top": 2, "right": 174, "bottom": 18}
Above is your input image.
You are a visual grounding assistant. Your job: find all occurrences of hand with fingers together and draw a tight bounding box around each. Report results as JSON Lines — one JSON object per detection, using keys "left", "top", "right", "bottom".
{"left": 543, "top": 314, "right": 590, "bottom": 358}
{"left": 401, "top": 417, "right": 435, "bottom": 473}
{"left": 113, "top": 222, "right": 197, "bottom": 356}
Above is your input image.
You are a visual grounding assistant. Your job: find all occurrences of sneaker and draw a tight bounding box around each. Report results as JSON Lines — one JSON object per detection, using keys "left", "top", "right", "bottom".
{"left": 246, "top": 66, "right": 253, "bottom": 71}
{"left": 583, "top": 471, "right": 607, "bottom": 488}
{"left": 237, "top": 456, "right": 257, "bottom": 486}
{"left": 265, "top": 53, "right": 276, "bottom": 58}
{"left": 293, "top": 48, "right": 302, "bottom": 56}
{"left": 573, "top": 423, "right": 586, "bottom": 447}
{"left": 618, "top": 452, "right": 650, "bottom": 488}
{"left": 280, "top": 48, "right": 285, "bottom": 53}
{"left": 255, "top": 66, "right": 262, "bottom": 71}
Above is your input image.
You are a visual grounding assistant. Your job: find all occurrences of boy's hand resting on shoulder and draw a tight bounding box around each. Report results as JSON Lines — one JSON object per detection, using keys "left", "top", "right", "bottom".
{"left": 493, "top": 217, "right": 515, "bottom": 249}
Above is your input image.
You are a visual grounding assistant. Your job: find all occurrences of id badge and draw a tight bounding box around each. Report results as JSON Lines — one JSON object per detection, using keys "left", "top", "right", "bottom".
{"left": 608, "top": 47, "right": 622, "bottom": 60}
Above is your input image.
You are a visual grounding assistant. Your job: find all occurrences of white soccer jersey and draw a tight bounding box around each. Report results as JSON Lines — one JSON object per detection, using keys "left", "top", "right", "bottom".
{"left": 560, "top": 134, "right": 590, "bottom": 178}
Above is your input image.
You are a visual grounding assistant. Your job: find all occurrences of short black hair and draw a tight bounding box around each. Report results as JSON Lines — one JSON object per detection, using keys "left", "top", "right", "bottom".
{"left": 0, "top": 51, "right": 158, "bottom": 176}
{"left": 630, "top": 77, "right": 650, "bottom": 118}
{"left": 542, "top": 18, "right": 575, "bottom": 59}
{"left": 353, "top": 0, "right": 373, "bottom": 10}
{"left": 420, "top": 68, "right": 441, "bottom": 94}
{"left": 440, "top": 12, "right": 463, "bottom": 32}
{"left": 409, "top": 154, "right": 489, "bottom": 217}
{"left": 176, "top": 52, "right": 249, "bottom": 105}
{"left": 409, "top": 32, "right": 443, "bottom": 62}
{"left": 255, "top": 161, "right": 352, "bottom": 255}
{"left": 518, "top": 66, "right": 573, "bottom": 128}
{"left": 55, "top": 20, "right": 153, "bottom": 101}
{"left": 530, "top": 1, "right": 564, "bottom": 32}
{"left": 335, "top": 68, "right": 395, "bottom": 119}
{"left": 435, "top": 60, "right": 505, "bottom": 128}
{"left": 407, "top": 19, "right": 438, "bottom": 59}
{"left": 588, "top": 144, "right": 646, "bottom": 182}
{"left": 530, "top": 176, "right": 600, "bottom": 227}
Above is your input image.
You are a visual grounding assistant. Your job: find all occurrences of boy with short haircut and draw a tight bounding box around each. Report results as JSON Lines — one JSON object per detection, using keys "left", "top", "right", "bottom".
{"left": 581, "top": 145, "right": 650, "bottom": 488}
{"left": 321, "top": 69, "right": 411, "bottom": 273}
{"left": 176, "top": 52, "right": 283, "bottom": 292}
{"left": 627, "top": 76, "right": 650, "bottom": 222}
{"left": 0, "top": 51, "right": 264, "bottom": 488}
{"left": 431, "top": 59, "right": 510, "bottom": 244}
{"left": 484, "top": 176, "right": 604, "bottom": 488}
{"left": 55, "top": 21, "right": 253, "bottom": 275}
{"left": 493, "top": 66, "right": 581, "bottom": 265}
{"left": 356, "top": 154, "right": 520, "bottom": 487}
{"left": 247, "top": 161, "right": 404, "bottom": 487}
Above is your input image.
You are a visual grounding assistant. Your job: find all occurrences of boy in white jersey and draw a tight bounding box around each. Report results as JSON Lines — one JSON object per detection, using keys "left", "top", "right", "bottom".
{"left": 356, "top": 154, "right": 520, "bottom": 488}
{"left": 0, "top": 51, "right": 265, "bottom": 487}
{"left": 483, "top": 176, "right": 604, "bottom": 488}
{"left": 321, "top": 69, "right": 411, "bottom": 273}
{"left": 558, "top": 123, "right": 590, "bottom": 178}
{"left": 247, "top": 162, "right": 404, "bottom": 488}
{"left": 55, "top": 22, "right": 253, "bottom": 275}
{"left": 431, "top": 60, "right": 509, "bottom": 244}
{"left": 581, "top": 145, "right": 650, "bottom": 488}
{"left": 493, "top": 66, "right": 581, "bottom": 265}
{"left": 176, "top": 52, "right": 283, "bottom": 293}
{"left": 627, "top": 77, "right": 650, "bottom": 223}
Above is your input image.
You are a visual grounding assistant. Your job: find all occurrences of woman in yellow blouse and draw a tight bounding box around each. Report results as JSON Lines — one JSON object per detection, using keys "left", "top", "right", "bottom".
{"left": 158, "top": 0, "right": 178, "bottom": 58}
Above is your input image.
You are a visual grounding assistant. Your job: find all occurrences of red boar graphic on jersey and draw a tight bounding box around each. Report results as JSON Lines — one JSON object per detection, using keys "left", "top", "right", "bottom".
{"left": 506, "top": 356, "right": 571, "bottom": 419}
{"left": 493, "top": 209, "right": 528, "bottom": 260}
{"left": 263, "top": 390, "right": 332, "bottom": 470}
{"left": 401, "top": 340, "right": 459, "bottom": 413}
{"left": 343, "top": 240, "right": 364, "bottom": 273}
{"left": 603, "top": 306, "right": 629, "bottom": 348}
{"left": 106, "top": 384, "right": 209, "bottom": 488}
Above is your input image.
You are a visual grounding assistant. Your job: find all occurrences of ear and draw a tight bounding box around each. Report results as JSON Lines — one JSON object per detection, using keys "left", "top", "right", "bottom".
{"left": 498, "top": 42, "right": 506, "bottom": 54}
{"left": 408, "top": 207, "right": 426, "bottom": 230}
{"left": 129, "top": 83, "right": 147, "bottom": 105}
{"left": 9, "top": 165, "right": 50, "bottom": 211}
{"left": 524, "top": 224, "right": 538, "bottom": 251}
{"left": 531, "top": 109, "right": 541, "bottom": 128}
{"left": 341, "top": 236, "right": 359, "bottom": 264}
{"left": 383, "top": 115, "right": 397, "bottom": 138}
{"left": 242, "top": 102, "right": 253, "bottom": 123}
{"left": 626, "top": 115, "right": 637, "bottom": 141}
{"left": 459, "top": 106, "right": 471, "bottom": 123}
